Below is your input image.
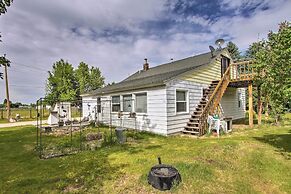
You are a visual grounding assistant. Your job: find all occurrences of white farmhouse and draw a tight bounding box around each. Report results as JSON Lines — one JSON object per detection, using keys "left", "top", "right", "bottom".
{"left": 81, "top": 48, "right": 254, "bottom": 136}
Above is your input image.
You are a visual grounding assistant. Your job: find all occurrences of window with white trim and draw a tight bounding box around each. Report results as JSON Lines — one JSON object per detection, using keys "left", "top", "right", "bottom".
{"left": 112, "top": 96, "right": 120, "bottom": 112}
{"left": 176, "top": 90, "right": 187, "bottom": 113}
{"left": 135, "top": 93, "right": 147, "bottom": 113}
{"left": 123, "top": 94, "right": 132, "bottom": 112}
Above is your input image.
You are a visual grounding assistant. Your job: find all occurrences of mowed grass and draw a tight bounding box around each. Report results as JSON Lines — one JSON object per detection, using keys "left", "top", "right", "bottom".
{"left": 0, "top": 115, "right": 290, "bottom": 193}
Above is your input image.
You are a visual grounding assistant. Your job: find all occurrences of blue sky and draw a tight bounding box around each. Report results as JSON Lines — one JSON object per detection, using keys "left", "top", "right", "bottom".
{"left": 0, "top": 0, "right": 290, "bottom": 103}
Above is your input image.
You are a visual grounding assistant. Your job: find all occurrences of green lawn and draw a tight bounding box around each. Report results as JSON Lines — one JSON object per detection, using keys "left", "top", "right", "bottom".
{"left": 0, "top": 115, "right": 290, "bottom": 193}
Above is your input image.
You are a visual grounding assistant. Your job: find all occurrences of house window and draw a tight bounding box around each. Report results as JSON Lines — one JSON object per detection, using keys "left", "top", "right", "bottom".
{"left": 176, "top": 90, "right": 187, "bottom": 113}
{"left": 123, "top": 94, "right": 132, "bottom": 112}
{"left": 97, "top": 97, "right": 101, "bottom": 113}
{"left": 238, "top": 92, "right": 242, "bottom": 108}
{"left": 112, "top": 96, "right": 120, "bottom": 112}
{"left": 135, "top": 93, "right": 147, "bottom": 113}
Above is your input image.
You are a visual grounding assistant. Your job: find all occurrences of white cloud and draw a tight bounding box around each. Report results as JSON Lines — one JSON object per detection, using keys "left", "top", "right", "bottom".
{"left": 0, "top": 0, "right": 290, "bottom": 104}
{"left": 211, "top": 0, "right": 291, "bottom": 49}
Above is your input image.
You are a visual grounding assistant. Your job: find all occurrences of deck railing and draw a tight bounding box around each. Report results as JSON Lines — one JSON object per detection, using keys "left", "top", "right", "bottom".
{"left": 230, "top": 61, "right": 255, "bottom": 81}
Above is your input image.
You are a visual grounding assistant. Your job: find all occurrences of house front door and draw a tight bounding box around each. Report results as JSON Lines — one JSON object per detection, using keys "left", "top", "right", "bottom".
{"left": 221, "top": 57, "right": 230, "bottom": 77}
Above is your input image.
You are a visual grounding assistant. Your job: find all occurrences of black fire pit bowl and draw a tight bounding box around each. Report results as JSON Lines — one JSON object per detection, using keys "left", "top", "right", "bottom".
{"left": 148, "top": 164, "right": 181, "bottom": 191}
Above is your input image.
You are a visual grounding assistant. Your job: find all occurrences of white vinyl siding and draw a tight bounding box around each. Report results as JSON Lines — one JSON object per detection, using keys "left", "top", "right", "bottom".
{"left": 166, "top": 79, "right": 208, "bottom": 134}
{"left": 83, "top": 87, "right": 167, "bottom": 135}
{"left": 220, "top": 88, "right": 246, "bottom": 120}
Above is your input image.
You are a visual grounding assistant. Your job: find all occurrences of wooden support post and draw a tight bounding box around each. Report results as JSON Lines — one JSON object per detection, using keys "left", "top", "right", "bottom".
{"left": 248, "top": 82, "right": 254, "bottom": 128}
{"left": 257, "top": 86, "right": 262, "bottom": 125}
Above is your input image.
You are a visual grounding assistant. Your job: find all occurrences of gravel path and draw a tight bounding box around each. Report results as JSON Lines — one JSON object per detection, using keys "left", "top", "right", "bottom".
{"left": 0, "top": 120, "right": 42, "bottom": 128}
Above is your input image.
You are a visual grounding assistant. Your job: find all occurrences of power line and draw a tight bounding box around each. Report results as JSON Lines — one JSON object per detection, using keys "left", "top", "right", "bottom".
{"left": 8, "top": 84, "right": 45, "bottom": 89}
{"left": 12, "top": 61, "right": 48, "bottom": 72}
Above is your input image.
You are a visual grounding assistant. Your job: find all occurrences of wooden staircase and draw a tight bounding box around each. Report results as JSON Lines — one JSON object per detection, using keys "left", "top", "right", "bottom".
{"left": 183, "top": 66, "right": 231, "bottom": 136}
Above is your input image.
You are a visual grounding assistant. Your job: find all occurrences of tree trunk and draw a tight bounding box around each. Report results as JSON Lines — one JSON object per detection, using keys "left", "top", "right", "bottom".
{"left": 265, "top": 102, "right": 269, "bottom": 120}
{"left": 257, "top": 86, "right": 262, "bottom": 125}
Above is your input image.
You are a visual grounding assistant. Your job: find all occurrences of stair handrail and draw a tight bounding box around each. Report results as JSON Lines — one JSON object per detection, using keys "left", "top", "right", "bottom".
{"left": 198, "top": 65, "right": 231, "bottom": 135}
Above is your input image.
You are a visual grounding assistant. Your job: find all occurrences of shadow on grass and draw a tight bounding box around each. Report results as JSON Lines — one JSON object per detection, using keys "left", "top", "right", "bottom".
{"left": 254, "top": 130, "right": 291, "bottom": 158}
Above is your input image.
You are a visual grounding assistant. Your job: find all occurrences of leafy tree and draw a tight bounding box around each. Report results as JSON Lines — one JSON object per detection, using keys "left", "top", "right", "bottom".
{"left": 75, "top": 62, "right": 105, "bottom": 95}
{"left": 253, "top": 21, "right": 291, "bottom": 123}
{"left": 1, "top": 0, "right": 13, "bottom": 79}
{"left": 226, "top": 41, "right": 240, "bottom": 60}
{"left": 46, "top": 59, "right": 77, "bottom": 104}
{"left": 245, "top": 41, "right": 264, "bottom": 58}
{"left": 0, "top": 0, "right": 13, "bottom": 15}
{"left": 88, "top": 66, "right": 104, "bottom": 91}
{"left": 46, "top": 60, "right": 105, "bottom": 104}
{"left": 75, "top": 62, "right": 90, "bottom": 95}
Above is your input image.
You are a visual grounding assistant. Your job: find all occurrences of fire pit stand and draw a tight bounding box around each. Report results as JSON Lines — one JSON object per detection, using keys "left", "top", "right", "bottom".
{"left": 148, "top": 157, "right": 181, "bottom": 191}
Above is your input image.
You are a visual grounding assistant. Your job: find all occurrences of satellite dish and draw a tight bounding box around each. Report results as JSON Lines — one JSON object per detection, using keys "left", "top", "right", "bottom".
{"left": 209, "top": 45, "right": 215, "bottom": 57}
{"left": 215, "top": 39, "right": 225, "bottom": 49}
{"left": 209, "top": 45, "right": 215, "bottom": 52}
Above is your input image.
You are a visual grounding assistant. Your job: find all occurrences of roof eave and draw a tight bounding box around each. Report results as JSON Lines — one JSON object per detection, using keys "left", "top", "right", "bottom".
{"left": 88, "top": 82, "right": 166, "bottom": 96}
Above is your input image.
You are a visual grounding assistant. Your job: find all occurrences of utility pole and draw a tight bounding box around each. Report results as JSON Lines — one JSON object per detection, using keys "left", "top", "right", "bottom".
{"left": 1, "top": 54, "right": 11, "bottom": 121}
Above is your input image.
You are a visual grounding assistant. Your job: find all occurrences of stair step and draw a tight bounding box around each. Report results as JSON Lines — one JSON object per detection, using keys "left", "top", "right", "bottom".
{"left": 212, "top": 80, "right": 219, "bottom": 83}
{"left": 182, "top": 130, "right": 199, "bottom": 135}
{"left": 187, "top": 122, "right": 199, "bottom": 126}
{"left": 191, "top": 114, "right": 201, "bottom": 118}
{"left": 189, "top": 117, "right": 200, "bottom": 121}
{"left": 185, "top": 125, "right": 199, "bottom": 130}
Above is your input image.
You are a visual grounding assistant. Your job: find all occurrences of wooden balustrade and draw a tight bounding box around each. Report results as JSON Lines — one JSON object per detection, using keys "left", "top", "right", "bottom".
{"left": 230, "top": 61, "right": 255, "bottom": 81}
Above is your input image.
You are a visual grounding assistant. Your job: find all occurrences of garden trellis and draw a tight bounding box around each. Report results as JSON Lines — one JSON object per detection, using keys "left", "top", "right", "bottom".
{"left": 35, "top": 97, "right": 138, "bottom": 159}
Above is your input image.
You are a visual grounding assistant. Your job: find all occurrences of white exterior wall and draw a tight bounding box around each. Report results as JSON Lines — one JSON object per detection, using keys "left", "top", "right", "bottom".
{"left": 82, "top": 87, "right": 168, "bottom": 135}
{"left": 82, "top": 96, "right": 98, "bottom": 120}
{"left": 166, "top": 79, "right": 208, "bottom": 134}
{"left": 220, "top": 87, "right": 246, "bottom": 120}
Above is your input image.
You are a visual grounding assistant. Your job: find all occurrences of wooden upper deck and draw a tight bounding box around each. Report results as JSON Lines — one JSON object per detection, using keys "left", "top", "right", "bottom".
{"left": 229, "top": 60, "right": 255, "bottom": 87}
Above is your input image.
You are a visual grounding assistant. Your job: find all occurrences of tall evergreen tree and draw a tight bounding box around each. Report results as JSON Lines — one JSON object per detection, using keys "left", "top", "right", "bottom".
{"left": 226, "top": 41, "right": 240, "bottom": 60}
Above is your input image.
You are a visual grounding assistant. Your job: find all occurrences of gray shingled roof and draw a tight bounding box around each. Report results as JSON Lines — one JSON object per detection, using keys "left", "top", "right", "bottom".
{"left": 83, "top": 50, "right": 223, "bottom": 96}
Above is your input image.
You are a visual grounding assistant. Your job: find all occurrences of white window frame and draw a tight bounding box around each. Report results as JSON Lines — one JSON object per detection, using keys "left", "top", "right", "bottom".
{"left": 111, "top": 95, "right": 121, "bottom": 112}
{"left": 134, "top": 92, "right": 147, "bottom": 113}
{"left": 175, "top": 89, "right": 189, "bottom": 114}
